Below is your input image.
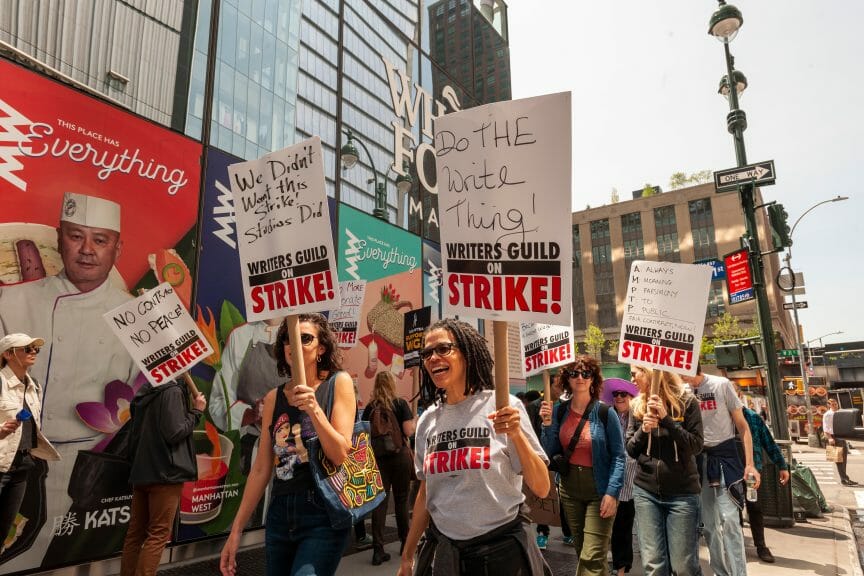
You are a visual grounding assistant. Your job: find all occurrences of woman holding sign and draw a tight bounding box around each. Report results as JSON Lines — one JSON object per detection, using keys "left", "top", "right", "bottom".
{"left": 220, "top": 314, "right": 355, "bottom": 576}
{"left": 398, "top": 319, "right": 550, "bottom": 576}
{"left": 625, "top": 366, "right": 704, "bottom": 576}
{"left": 538, "top": 356, "right": 625, "bottom": 576}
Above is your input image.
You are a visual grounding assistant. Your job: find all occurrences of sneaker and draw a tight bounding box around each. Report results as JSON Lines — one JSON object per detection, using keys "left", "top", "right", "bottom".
{"left": 536, "top": 534, "right": 548, "bottom": 550}
{"left": 562, "top": 536, "right": 575, "bottom": 546}
{"left": 756, "top": 546, "right": 775, "bottom": 563}
{"left": 842, "top": 478, "right": 859, "bottom": 486}
{"left": 355, "top": 535, "right": 373, "bottom": 549}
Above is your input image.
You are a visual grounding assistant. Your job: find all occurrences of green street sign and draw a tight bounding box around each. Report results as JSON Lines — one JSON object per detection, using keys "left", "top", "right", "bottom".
{"left": 778, "top": 349, "right": 799, "bottom": 358}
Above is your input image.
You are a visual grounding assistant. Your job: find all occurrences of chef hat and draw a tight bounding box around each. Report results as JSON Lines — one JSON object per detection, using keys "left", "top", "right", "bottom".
{"left": 60, "top": 192, "right": 121, "bottom": 233}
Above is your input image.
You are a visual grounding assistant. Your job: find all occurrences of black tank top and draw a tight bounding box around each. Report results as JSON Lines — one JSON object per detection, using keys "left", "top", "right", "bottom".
{"left": 270, "top": 374, "right": 336, "bottom": 495}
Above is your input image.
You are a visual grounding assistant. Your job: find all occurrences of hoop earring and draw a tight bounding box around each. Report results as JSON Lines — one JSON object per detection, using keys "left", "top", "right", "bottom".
{"left": 316, "top": 355, "right": 322, "bottom": 364}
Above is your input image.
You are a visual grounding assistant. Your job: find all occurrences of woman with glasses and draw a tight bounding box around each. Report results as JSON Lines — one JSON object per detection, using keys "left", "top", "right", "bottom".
{"left": 220, "top": 314, "right": 355, "bottom": 576}
{"left": 398, "top": 319, "right": 550, "bottom": 576}
{"left": 626, "top": 366, "right": 704, "bottom": 576}
{"left": 538, "top": 355, "right": 625, "bottom": 575}
{"left": 601, "top": 378, "right": 640, "bottom": 576}
{"left": 0, "top": 334, "right": 60, "bottom": 552}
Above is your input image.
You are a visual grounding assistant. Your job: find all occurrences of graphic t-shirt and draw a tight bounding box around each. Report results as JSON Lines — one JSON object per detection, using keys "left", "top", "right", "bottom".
{"left": 691, "top": 373, "right": 741, "bottom": 447}
{"left": 414, "top": 390, "right": 547, "bottom": 541}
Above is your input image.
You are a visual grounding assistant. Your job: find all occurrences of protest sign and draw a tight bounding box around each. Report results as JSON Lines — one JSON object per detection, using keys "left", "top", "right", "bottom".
{"left": 104, "top": 283, "right": 214, "bottom": 386}
{"left": 403, "top": 306, "right": 432, "bottom": 369}
{"left": 434, "top": 92, "right": 572, "bottom": 325}
{"left": 330, "top": 280, "right": 367, "bottom": 348}
{"left": 523, "top": 471, "right": 561, "bottom": 527}
{"left": 228, "top": 136, "right": 338, "bottom": 321}
{"left": 520, "top": 323, "right": 575, "bottom": 378}
{"left": 618, "top": 261, "right": 712, "bottom": 376}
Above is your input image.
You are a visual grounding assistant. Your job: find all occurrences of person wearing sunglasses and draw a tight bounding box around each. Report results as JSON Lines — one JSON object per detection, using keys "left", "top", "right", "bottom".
{"left": 538, "top": 356, "right": 626, "bottom": 576}
{"left": 398, "top": 319, "right": 550, "bottom": 576}
{"left": 0, "top": 334, "right": 60, "bottom": 553}
{"left": 626, "top": 366, "right": 703, "bottom": 576}
{"left": 600, "top": 378, "right": 640, "bottom": 576}
{"left": 221, "top": 313, "right": 355, "bottom": 576}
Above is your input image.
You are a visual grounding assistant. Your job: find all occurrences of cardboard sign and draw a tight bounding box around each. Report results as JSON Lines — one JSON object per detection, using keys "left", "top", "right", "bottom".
{"left": 228, "top": 136, "right": 338, "bottom": 321}
{"left": 104, "top": 283, "right": 214, "bottom": 386}
{"left": 330, "top": 280, "right": 367, "bottom": 348}
{"left": 403, "top": 307, "right": 432, "bottom": 369}
{"left": 520, "top": 323, "right": 575, "bottom": 378}
{"left": 618, "top": 261, "right": 712, "bottom": 376}
{"left": 434, "top": 92, "right": 572, "bottom": 325}
{"left": 523, "top": 472, "right": 561, "bottom": 527}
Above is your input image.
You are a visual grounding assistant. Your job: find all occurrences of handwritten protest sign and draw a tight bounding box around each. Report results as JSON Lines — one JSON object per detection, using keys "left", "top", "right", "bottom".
{"left": 228, "top": 136, "right": 338, "bottom": 321}
{"left": 104, "top": 283, "right": 214, "bottom": 386}
{"left": 520, "top": 323, "right": 575, "bottom": 378}
{"left": 330, "top": 280, "right": 366, "bottom": 348}
{"left": 434, "top": 92, "right": 572, "bottom": 325}
{"left": 618, "top": 261, "right": 712, "bottom": 376}
{"left": 403, "top": 306, "right": 432, "bottom": 369}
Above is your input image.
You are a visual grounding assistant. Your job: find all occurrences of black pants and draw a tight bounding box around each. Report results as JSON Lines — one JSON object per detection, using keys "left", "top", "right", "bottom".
{"left": 745, "top": 497, "right": 766, "bottom": 548}
{"left": 0, "top": 456, "right": 33, "bottom": 549}
{"left": 372, "top": 447, "right": 412, "bottom": 553}
{"left": 834, "top": 439, "right": 851, "bottom": 480}
{"left": 610, "top": 499, "right": 635, "bottom": 571}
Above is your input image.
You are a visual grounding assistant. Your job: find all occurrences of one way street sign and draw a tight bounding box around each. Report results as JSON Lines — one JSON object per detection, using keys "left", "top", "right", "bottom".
{"left": 714, "top": 160, "right": 776, "bottom": 192}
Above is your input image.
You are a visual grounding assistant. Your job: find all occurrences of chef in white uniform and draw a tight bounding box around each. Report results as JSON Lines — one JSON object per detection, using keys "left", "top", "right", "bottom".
{"left": 0, "top": 192, "right": 138, "bottom": 571}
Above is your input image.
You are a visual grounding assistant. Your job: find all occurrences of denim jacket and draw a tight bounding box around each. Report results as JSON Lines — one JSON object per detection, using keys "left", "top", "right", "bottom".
{"left": 540, "top": 400, "right": 626, "bottom": 498}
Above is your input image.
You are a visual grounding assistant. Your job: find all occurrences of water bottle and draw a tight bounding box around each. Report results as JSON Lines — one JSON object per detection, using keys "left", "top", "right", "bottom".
{"left": 746, "top": 473, "right": 758, "bottom": 502}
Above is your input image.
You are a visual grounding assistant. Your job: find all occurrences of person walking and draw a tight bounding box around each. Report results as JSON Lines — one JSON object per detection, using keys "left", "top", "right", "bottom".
{"left": 824, "top": 398, "right": 858, "bottom": 486}
{"left": 398, "top": 319, "right": 550, "bottom": 576}
{"left": 220, "top": 314, "right": 356, "bottom": 576}
{"left": 602, "top": 378, "right": 640, "bottom": 576}
{"left": 362, "top": 371, "right": 415, "bottom": 565}
{"left": 121, "top": 377, "right": 205, "bottom": 576}
{"left": 627, "top": 367, "right": 704, "bottom": 576}
{"left": 539, "top": 355, "right": 626, "bottom": 576}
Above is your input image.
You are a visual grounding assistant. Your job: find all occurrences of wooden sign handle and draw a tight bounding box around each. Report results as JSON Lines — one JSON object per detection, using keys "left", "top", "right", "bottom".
{"left": 286, "top": 314, "right": 306, "bottom": 387}
{"left": 543, "top": 369, "right": 552, "bottom": 426}
{"left": 493, "top": 320, "right": 509, "bottom": 410}
{"left": 182, "top": 372, "right": 200, "bottom": 397}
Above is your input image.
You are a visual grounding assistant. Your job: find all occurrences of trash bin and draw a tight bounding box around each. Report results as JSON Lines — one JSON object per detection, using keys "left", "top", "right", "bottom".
{"left": 757, "top": 439, "right": 795, "bottom": 527}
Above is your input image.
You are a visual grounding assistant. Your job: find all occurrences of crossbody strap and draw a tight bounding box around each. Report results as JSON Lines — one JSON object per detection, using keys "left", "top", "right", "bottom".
{"left": 562, "top": 399, "right": 594, "bottom": 463}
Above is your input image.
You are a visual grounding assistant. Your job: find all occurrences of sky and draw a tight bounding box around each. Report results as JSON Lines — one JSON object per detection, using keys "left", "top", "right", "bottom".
{"left": 506, "top": 0, "right": 864, "bottom": 346}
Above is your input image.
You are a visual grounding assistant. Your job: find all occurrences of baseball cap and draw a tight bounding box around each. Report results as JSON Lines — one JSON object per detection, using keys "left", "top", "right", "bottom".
{"left": 0, "top": 334, "right": 46, "bottom": 355}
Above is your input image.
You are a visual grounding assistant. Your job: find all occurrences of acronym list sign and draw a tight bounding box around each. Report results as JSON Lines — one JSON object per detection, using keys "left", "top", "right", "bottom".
{"left": 618, "top": 261, "right": 712, "bottom": 376}
{"left": 434, "top": 92, "right": 572, "bottom": 325}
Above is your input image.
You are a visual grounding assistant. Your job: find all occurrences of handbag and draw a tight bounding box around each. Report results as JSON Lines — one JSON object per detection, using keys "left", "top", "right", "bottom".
{"left": 308, "top": 375, "right": 386, "bottom": 528}
{"left": 549, "top": 400, "right": 594, "bottom": 479}
{"left": 826, "top": 444, "right": 845, "bottom": 463}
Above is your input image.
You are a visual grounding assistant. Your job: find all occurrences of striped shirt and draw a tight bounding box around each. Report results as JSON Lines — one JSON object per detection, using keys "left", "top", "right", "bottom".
{"left": 616, "top": 408, "right": 637, "bottom": 502}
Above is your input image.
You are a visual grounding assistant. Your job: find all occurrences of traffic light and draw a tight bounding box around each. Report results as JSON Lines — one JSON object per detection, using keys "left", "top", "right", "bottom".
{"left": 767, "top": 204, "right": 793, "bottom": 250}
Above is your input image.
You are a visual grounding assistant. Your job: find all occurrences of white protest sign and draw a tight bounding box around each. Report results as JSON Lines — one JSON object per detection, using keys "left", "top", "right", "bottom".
{"left": 104, "top": 283, "right": 214, "bottom": 386}
{"left": 228, "top": 136, "right": 338, "bottom": 321}
{"left": 520, "top": 322, "right": 575, "bottom": 378}
{"left": 330, "top": 280, "right": 366, "bottom": 349}
{"left": 434, "top": 92, "right": 572, "bottom": 325}
{"left": 618, "top": 261, "right": 713, "bottom": 376}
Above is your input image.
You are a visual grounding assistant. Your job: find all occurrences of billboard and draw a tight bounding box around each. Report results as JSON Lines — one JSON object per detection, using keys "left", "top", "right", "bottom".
{"left": 0, "top": 58, "right": 201, "bottom": 572}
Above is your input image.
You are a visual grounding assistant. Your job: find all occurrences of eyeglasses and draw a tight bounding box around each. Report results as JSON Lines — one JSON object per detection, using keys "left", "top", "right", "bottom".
{"left": 612, "top": 391, "right": 631, "bottom": 398}
{"left": 20, "top": 346, "right": 41, "bottom": 355}
{"left": 565, "top": 369, "right": 593, "bottom": 380}
{"left": 287, "top": 333, "right": 317, "bottom": 347}
{"left": 420, "top": 343, "right": 458, "bottom": 361}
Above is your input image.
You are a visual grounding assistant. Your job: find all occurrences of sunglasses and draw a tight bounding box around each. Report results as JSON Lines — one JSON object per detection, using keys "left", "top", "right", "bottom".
{"left": 564, "top": 369, "right": 593, "bottom": 380}
{"left": 287, "top": 333, "right": 317, "bottom": 346}
{"left": 612, "top": 391, "right": 631, "bottom": 398}
{"left": 630, "top": 371, "right": 639, "bottom": 378}
{"left": 20, "top": 346, "right": 41, "bottom": 355}
{"left": 420, "top": 343, "right": 458, "bottom": 361}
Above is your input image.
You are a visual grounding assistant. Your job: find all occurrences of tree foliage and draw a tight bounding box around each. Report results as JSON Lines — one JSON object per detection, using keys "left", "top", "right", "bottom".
{"left": 669, "top": 170, "right": 712, "bottom": 190}
{"left": 700, "top": 313, "right": 760, "bottom": 362}
{"left": 641, "top": 183, "right": 657, "bottom": 197}
{"left": 583, "top": 323, "right": 606, "bottom": 359}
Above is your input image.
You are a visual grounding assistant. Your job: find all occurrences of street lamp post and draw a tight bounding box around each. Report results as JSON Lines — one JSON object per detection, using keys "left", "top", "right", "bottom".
{"left": 708, "top": 1, "right": 788, "bottom": 439}
{"left": 781, "top": 197, "right": 848, "bottom": 446}
{"left": 340, "top": 129, "right": 413, "bottom": 222}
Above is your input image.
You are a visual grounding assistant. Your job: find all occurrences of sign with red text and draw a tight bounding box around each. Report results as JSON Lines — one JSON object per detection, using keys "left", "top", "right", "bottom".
{"left": 104, "top": 283, "right": 214, "bottom": 386}
{"left": 228, "top": 136, "right": 338, "bottom": 321}
{"left": 724, "top": 249, "right": 755, "bottom": 305}
{"left": 434, "top": 92, "right": 572, "bottom": 325}
{"left": 618, "top": 261, "right": 712, "bottom": 376}
{"left": 403, "top": 306, "right": 432, "bottom": 369}
{"left": 330, "top": 280, "right": 367, "bottom": 348}
{"left": 520, "top": 323, "right": 575, "bottom": 378}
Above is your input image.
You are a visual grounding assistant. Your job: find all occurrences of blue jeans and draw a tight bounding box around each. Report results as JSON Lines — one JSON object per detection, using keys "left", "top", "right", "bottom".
{"left": 265, "top": 489, "right": 351, "bottom": 576}
{"left": 632, "top": 486, "right": 702, "bottom": 576}
{"left": 700, "top": 469, "right": 746, "bottom": 576}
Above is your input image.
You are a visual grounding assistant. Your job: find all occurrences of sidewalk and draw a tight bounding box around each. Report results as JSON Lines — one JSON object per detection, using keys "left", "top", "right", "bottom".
{"left": 159, "top": 442, "right": 864, "bottom": 575}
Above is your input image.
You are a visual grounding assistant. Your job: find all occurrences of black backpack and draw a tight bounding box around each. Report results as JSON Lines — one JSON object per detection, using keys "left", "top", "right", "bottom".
{"left": 369, "top": 401, "right": 404, "bottom": 456}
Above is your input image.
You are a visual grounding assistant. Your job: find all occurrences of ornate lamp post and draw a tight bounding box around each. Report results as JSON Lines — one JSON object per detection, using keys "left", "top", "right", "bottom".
{"left": 340, "top": 129, "right": 413, "bottom": 222}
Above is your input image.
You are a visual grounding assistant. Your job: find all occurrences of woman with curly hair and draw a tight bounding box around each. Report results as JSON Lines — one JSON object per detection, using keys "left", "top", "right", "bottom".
{"left": 220, "top": 314, "right": 355, "bottom": 576}
{"left": 398, "top": 319, "right": 551, "bottom": 576}
{"left": 626, "top": 366, "right": 703, "bottom": 576}
{"left": 539, "top": 355, "right": 625, "bottom": 576}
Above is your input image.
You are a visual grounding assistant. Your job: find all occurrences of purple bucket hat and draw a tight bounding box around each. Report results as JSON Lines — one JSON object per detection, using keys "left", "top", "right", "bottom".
{"left": 601, "top": 377, "right": 639, "bottom": 404}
